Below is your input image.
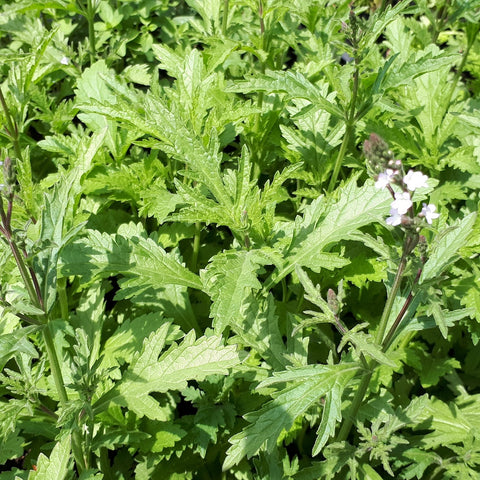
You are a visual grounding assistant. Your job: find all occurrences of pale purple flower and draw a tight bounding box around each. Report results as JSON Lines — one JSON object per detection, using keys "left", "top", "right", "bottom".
{"left": 375, "top": 169, "right": 397, "bottom": 189}
{"left": 419, "top": 203, "right": 440, "bottom": 224}
{"left": 403, "top": 170, "right": 428, "bottom": 191}
{"left": 386, "top": 207, "right": 403, "bottom": 226}
{"left": 391, "top": 192, "right": 412, "bottom": 215}
{"left": 60, "top": 56, "right": 70, "bottom": 65}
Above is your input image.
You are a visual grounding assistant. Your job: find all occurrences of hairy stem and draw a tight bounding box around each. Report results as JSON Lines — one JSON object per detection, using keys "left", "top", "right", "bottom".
{"left": 10, "top": 239, "right": 42, "bottom": 311}
{"left": 382, "top": 260, "right": 424, "bottom": 351}
{"left": 336, "top": 365, "right": 373, "bottom": 442}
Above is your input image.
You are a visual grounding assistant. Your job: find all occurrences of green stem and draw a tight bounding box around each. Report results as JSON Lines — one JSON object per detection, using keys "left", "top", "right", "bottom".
{"left": 0, "top": 87, "right": 23, "bottom": 163}
{"left": 43, "top": 323, "right": 68, "bottom": 405}
{"left": 443, "top": 33, "right": 475, "bottom": 112}
{"left": 336, "top": 366, "right": 373, "bottom": 442}
{"left": 327, "top": 64, "right": 359, "bottom": 193}
{"left": 222, "top": 0, "right": 229, "bottom": 36}
{"left": 374, "top": 251, "right": 407, "bottom": 346}
{"left": 57, "top": 277, "right": 69, "bottom": 320}
{"left": 382, "top": 262, "right": 422, "bottom": 350}
{"left": 86, "top": 0, "right": 97, "bottom": 65}
{"left": 327, "top": 124, "right": 352, "bottom": 193}
{"left": 9, "top": 239, "right": 42, "bottom": 311}
{"left": 43, "top": 325, "right": 86, "bottom": 469}
{"left": 336, "top": 237, "right": 410, "bottom": 442}
{"left": 43, "top": 323, "right": 87, "bottom": 472}
{"left": 252, "top": 0, "right": 266, "bottom": 176}
{"left": 191, "top": 221, "right": 201, "bottom": 272}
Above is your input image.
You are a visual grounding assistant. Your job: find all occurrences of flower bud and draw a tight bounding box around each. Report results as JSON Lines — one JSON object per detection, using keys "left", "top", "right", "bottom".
{"left": 327, "top": 288, "right": 340, "bottom": 315}
{"left": 364, "top": 134, "right": 395, "bottom": 173}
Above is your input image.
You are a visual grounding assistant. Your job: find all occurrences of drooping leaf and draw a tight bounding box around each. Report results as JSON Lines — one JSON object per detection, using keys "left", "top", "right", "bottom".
{"left": 223, "top": 363, "right": 359, "bottom": 469}
{"left": 60, "top": 228, "right": 203, "bottom": 290}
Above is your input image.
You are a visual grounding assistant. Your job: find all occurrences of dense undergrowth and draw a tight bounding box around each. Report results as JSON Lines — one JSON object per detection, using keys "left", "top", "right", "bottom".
{"left": 0, "top": 0, "right": 480, "bottom": 478}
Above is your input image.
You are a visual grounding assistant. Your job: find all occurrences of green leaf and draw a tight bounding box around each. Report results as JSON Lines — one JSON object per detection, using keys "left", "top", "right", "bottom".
{"left": 358, "top": 463, "right": 384, "bottom": 480}
{"left": 341, "top": 329, "right": 398, "bottom": 368}
{"left": 226, "top": 70, "right": 344, "bottom": 119}
{"left": 269, "top": 176, "right": 391, "bottom": 286}
{"left": 100, "top": 314, "right": 181, "bottom": 369}
{"left": 0, "top": 430, "right": 24, "bottom": 464}
{"left": 312, "top": 384, "right": 342, "bottom": 456}
{"left": 0, "top": 326, "right": 38, "bottom": 369}
{"left": 229, "top": 294, "right": 288, "bottom": 370}
{"left": 223, "top": 363, "right": 359, "bottom": 469}
{"left": 412, "top": 394, "right": 480, "bottom": 449}
{"left": 27, "top": 436, "right": 71, "bottom": 480}
{"left": 60, "top": 228, "right": 203, "bottom": 290}
{"left": 202, "top": 249, "right": 274, "bottom": 333}
{"left": 94, "top": 325, "right": 241, "bottom": 418}
{"left": 420, "top": 213, "right": 476, "bottom": 283}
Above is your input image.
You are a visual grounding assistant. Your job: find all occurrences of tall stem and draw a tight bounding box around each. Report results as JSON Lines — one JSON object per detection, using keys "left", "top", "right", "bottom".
{"left": 328, "top": 64, "right": 359, "bottom": 193}
{"left": 9, "top": 239, "right": 42, "bottom": 310}
{"left": 222, "top": 0, "right": 229, "bottom": 36}
{"left": 374, "top": 249, "right": 408, "bottom": 346}
{"left": 191, "top": 221, "right": 201, "bottom": 272}
{"left": 336, "top": 236, "right": 410, "bottom": 442}
{"left": 443, "top": 29, "right": 477, "bottom": 113}
{"left": 57, "top": 276, "right": 69, "bottom": 320}
{"left": 86, "top": 0, "right": 97, "bottom": 65}
{"left": 336, "top": 367, "right": 373, "bottom": 442}
{"left": 0, "top": 87, "right": 23, "bottom": 163}
{"left": 43, "top": 322, "right": 87, "bottom": 472}
{"left": 328, "top": 124, "right": 352, "bottom": 193}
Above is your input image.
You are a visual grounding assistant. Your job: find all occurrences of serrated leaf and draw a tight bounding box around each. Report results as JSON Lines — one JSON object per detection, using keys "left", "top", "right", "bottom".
{"left": 94, "top": 326, "right": 241, "bottom": 418}
{"left": 223, "top": 363, "right": 358, "bottom": 470}
{"left": 230, "top": 294, "right": 288, "bottom": 370}
{"left": 60, "top": 229, "right": 202, "bottom": 290}
{"left": 0, "top": 326, "right": 38, "bottom": 369}
{"left": 27, "top": 436, "right": 71, "bottom": 480}
{"left": 202, "top": 249, "right": 274, "bottom": 333}
{"left": 420, "top": 213, "right": 476, "bottom": 283}
{"left": 269, "top": 176, "right": 391, "bottom": 286}
{"left": 312, "top": 384, "right": 342, "bottom": 456}
{"left": 226, "top": 70, "right": 343, "bottom": 119}
{"left": 341, "top": 330, "right": 397, "bottom": 368}
{"left": 412, "top": 394, "right": 480, "bottom": 449}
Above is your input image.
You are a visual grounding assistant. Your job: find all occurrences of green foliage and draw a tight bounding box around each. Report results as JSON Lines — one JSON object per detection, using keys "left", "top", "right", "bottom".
{"left": 0, "top": 0, "right": 479, "bottom": 478}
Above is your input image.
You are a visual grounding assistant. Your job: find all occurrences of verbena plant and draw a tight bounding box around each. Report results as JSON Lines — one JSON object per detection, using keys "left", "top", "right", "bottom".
{"left": 0, "top": 0, "right": 480, "bottom": 478}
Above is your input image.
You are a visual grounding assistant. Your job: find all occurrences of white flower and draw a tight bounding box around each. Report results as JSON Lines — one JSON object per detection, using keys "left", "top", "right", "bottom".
{"left": 419, "top": 203, "right": 440, "bottom": 224}
{"left": 375, "top": 169, "right": 397, "bottom": 189}
{"left": 60, "top": 56, "right": 70, "bottom": 65}
{"left": 403, "top": 170, "right": 428, "bottom": 191}
{"left": 391, "top": 192, "right": 412, "bottom": 214}
{"left": 386, "top": 207, "right": 403, "bottom": 226}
